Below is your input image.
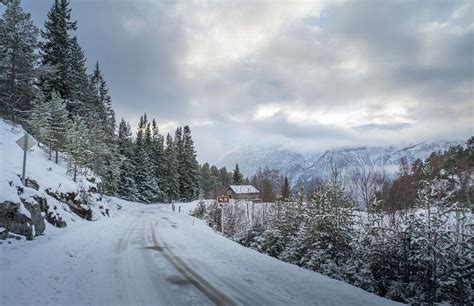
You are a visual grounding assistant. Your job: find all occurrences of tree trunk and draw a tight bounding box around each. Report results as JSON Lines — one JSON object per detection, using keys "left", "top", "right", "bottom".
{"left": 55, "top": 150, "right": 59, "bottom": 164}
{"left": 73, "top": 164, "right": 77, "bottom": 182}
{"left": 10, "top": 52, "right": 16, "bottom": 121}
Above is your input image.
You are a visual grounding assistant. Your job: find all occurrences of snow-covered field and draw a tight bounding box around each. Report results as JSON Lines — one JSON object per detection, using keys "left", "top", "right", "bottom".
{"left": 0, "top": 201, "right": 401, "bottom": 305}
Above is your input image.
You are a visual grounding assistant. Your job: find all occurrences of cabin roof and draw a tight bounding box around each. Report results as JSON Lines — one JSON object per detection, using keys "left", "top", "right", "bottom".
{"left": 228, "top": 185, "right": 260, "bottom": 194}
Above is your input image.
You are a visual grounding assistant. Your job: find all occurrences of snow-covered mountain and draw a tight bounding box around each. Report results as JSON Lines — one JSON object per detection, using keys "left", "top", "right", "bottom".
{"left": 217, "top": 140, "right": 465, "bottom": 182}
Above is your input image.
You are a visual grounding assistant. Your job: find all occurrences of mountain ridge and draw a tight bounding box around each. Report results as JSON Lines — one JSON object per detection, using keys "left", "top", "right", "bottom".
{"left": 217, "top": 140, "right": 466, "bottom": 182}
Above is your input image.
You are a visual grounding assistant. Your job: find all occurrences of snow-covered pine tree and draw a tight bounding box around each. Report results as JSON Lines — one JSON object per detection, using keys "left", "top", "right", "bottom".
{"left": 151, "top": 119, "right": 165, "bottom": 201}
{"left": 66, "top": 37, "right": 91, "bottom": 118}
{"left": 65, "top": 115, "right": 89, "bottom": 182}
{"left": 84, "top": 109, "right": 108, "bottom": 175}
{"left": 116, "top": 118, "right": 138, "bottom": 201}
{"left": 321, "top": 176, "right": 355, "bottom": 277}
{"left": 87, "top": 61, "right": 119, "bottom": 194}
{"left": 280, "top": 176, "right": 290, "bottom": 199}
{"left": 174, "top": 127, "right": 185, "bottom": 200}
{"left": 29, "top": 91, "right": 52, "bottom": 147}
{"left": 356, "top": 196, "right": 403, "bottom": 300}
{"left": 283, "top": 177, "right": 354, "bottom": 280}
{"left": 442, "top": 201, "right": 473, "bottom": 304}
{"left": 134, "top": 145, "right": 159, "bottom": 203}
{"left": 0, "top": 0, "right": 39, "bottom": 122}
{"left": 199, "top": 163, "right": 212, "bottom": 199}
{"left": 232, "top": 164, "right": 244, "bottom": 184}
{"left": 90, "top": 61, "right": 115, "bottom": 137}
{"left": 100, "top": 144, "right": 120, "bottom": 195}
{"left": 47, "top": 92, "right": 69, "bottom": 163}
{"left": 133, "top": 115, "right": 159, "bottom": 203}
{"left": 181, "top": 125, "right": 200, "bottom": 201}
{"left": 408, "top": 178, "right": 465, "bottom": 304}
{"left": 40, "top": 0, "right": 77, "bottom": 102}
{"left": 163, "top": 133, "right": 180, "bottom": 202}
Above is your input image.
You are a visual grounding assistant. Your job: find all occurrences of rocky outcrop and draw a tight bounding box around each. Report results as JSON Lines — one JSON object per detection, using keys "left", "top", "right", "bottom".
{"left": 0, "top": 201, "right": 34, "bottom": 240}
{"left": 45, "top": 189, "right": 92, "bottom": 221}
{"left": 22, "top": 200, "right": 45, "bottom": 236}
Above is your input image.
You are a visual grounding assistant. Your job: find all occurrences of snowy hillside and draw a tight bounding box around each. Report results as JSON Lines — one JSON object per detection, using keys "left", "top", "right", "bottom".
{"left": 218, "top": 141, "right": 465, "bottom": 181}
{"left": 0, "top": 119, "right": 119, "bottom": 240}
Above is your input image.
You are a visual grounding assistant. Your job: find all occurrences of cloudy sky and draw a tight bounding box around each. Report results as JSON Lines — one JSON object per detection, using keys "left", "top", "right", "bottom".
{"left": 23, "top": 0, "right": 473, "bottom": 162}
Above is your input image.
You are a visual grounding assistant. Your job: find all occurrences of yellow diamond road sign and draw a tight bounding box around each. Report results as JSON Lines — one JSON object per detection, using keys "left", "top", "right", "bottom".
{"left": 16, "top": 134, "right": 37, "bottom": 151}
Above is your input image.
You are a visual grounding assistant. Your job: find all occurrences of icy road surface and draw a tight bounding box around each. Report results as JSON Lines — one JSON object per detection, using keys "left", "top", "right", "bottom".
{"left": 0, "top": 204, "right": 401, "bottom": 306}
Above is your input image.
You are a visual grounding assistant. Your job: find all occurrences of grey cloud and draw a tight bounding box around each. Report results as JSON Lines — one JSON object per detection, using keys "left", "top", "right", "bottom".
{"left": 21, "top": 0, "right": 473, "bottom": 161}
{"left": 354, "top": 123, "right": 413, "bottom": 132}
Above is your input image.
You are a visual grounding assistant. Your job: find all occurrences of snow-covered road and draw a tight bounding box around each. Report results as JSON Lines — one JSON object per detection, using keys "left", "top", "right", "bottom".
{"left": 0, "top": 204, "right": 401, "bottom": 306}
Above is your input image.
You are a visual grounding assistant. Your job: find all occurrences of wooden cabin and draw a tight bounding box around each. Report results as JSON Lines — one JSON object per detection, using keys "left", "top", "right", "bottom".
{"left": 226, "top": 185, "right": 261, "bottom": 201}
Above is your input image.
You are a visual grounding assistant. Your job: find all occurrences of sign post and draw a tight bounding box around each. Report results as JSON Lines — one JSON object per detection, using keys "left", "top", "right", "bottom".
{"left": 216, "top": 195, "right": 229, "bottom": 235}
{"left": 15, "top": 133, "right": 37, "bottom": 185}
{"left": 219, "top": 203, "right": 224, "bottom": 234}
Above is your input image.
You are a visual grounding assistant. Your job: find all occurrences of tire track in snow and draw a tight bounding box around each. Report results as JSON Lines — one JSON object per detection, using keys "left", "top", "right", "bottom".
{"left": 116, "top": 219, "right": 139, "bottom": 253}
{"left": 149, "top": 224, "right": 237, "bottom": 306}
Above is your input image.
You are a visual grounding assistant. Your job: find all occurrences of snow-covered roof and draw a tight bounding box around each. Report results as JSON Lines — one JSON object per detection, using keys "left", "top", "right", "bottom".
{"left": 228, "top": 185, "right": 260, "bottom": 194}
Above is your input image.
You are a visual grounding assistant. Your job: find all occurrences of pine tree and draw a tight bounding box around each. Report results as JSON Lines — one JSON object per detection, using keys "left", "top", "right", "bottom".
{"left": 181, "top": 125, "right": 200, "bottom": 201}
{"left": 232, "top": 164, "right": 244, "bottom": 184}
{"left": 163, "top": 133, "right": 180, "bottom": 202}
{"left": 132, "top": 115, "right": 159, "bottom": 203}
{"left": 174, "top": 127, "right": 185, "bottom": 199}
{"left": 66, "top": 37, "right": 91, "bottom": 117}
{"left": 100, "top": 145, "right": 120, "bottom": 195}
{"left": 151, "top": 119, "right": 165, "bottom": 200}
{"left": 65, "top": 115, "right": 89, "bottom": 182}
{"left": 200, "top": 163, "right": 212, "bottom": 198}
{"left": 90, "top": 61, "right": 115, "bottom": 137}
{"left": 40, "top": 0, "right": 77, "bottom": 101}
{"left": 47, "top": 92, "right": 69, "bottom": 163}
{"left": 0, "top": 0, "right": 39, "bottom": 122}
{"left": 220, "top": 167, "right": 232, "bottom": 186}
{"left": 116, "top": 118, "right": 138, "bottom": 201}
{"left": 29, "top": 91, "right": 52, "bottom": 146}
{"left": 85, "top": 110, "right": 108, "bottom": 175}
{"left": 133, "top": 146, "right": 159, "bottom": 203}
{"left": 408, "top": 179, "right": 462, "bottom": 304}
{"left": 281, "top": 176, "right": 290, "bottom": 199}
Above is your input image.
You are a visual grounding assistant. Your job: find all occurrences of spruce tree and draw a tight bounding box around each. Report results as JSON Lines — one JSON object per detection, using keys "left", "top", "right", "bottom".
{"left": 40, "top": 0, "right": 77, "bottom": 101}
{"left": 133, "top": 145, "right": 159, "bottom": 203}
{"left": 85, "top": 110, "right": 108, "bottom": 175}
{"left": 232, "top": 164, "right": 244, "bottom": 184}
{"left": 163, "top": 133, "right": 180, "bottom": 202}
{"left": 0, "top": 0, "right": 39, "bottom": 122}
{"left": 29, "top": 91, "right": 52, "bottom": 146}
{"left": 174, "top": 127, "right": 185, "bottom": 199}
{"left": 181, "top": 125, "right": 200, "bottom": 201}
{"left": 133, "top": 115, "right": 159, "bottom": 203}
{"left": 67, "top": 37, "right": 91, "bottom": 117}
{"left": 151, "top": 119, "right": 165, "bottom": 200}
{"left": 116, "top": 118, "right": 138, "bottom": 201}
{"left": 281, "top": 176, "right": 290, "bottom": 199}
{"left": 200, "top": 163, "right": 212, "bottom": 198}
{"left": 47, "top": 91, "right": 69, "bottom": 163}
{"left": 65, "top": 115, "right": 89, "bottom": 182}
{"left": 90, "top": 61, "right": 115, "bottom": 136}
